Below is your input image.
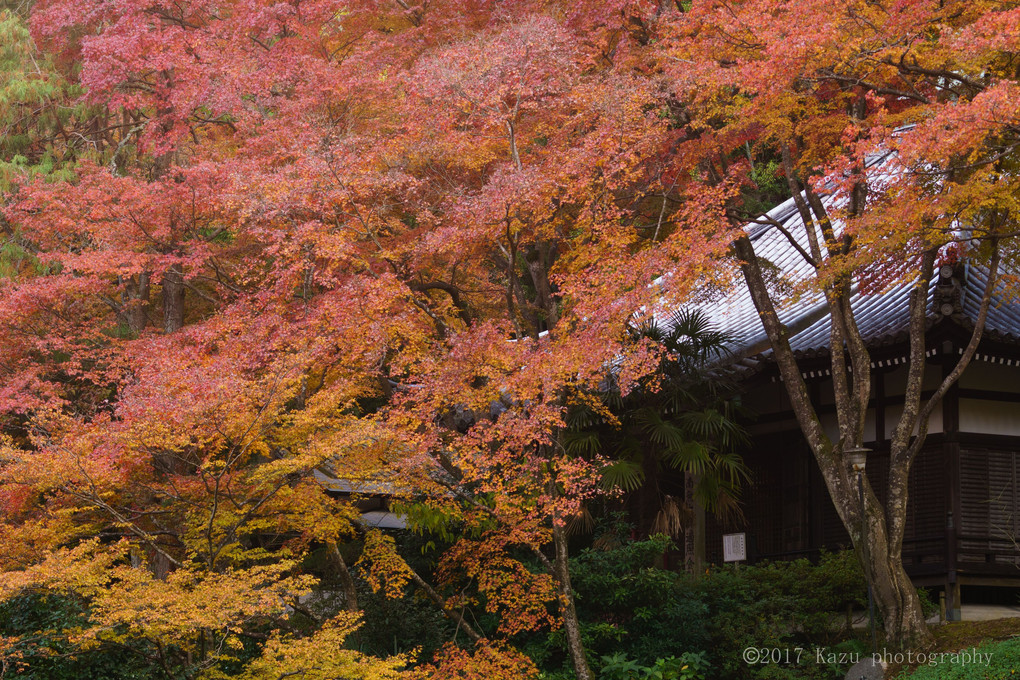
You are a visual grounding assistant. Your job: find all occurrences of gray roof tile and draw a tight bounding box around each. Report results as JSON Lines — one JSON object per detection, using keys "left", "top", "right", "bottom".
{"left": 690, "top": 152, "right": 1020, "bottom": 363}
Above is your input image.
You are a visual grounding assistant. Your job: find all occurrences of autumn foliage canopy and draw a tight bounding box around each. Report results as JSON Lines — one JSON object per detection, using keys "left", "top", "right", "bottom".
{"left": 0, "top": 0, "right": 1018, "bottom": 675}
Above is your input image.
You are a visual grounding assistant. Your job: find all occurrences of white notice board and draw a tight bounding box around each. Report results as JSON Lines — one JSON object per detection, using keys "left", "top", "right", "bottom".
{"left": 722, "top": 533, "right": 746, "bottom": 562}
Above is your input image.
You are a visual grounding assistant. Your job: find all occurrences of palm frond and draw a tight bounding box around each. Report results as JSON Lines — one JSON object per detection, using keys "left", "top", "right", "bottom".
{"left": 635, "top": 408, "right": 687, "bottom": 450}
{"left": 599, "top": 459, "right": 645, "bottom": 492}
{"left": 694, "top": 478, "right": 746, "bottom": 526}
{"left": 651, "top": 494, "right": 692, "bottom": 538}
{"left": 712, "top": 449, "right": 752, "bottom": 485}
{"left": 563, "top": 429, "right": 602, "bottom": 457}
{"left": 566, "top": 505, "right": 596, "bottom": 536}
{"left": 663, "top": 309, "right": 732, "bottom": 362}
{"left": 664, "top": 440, "right": 712, "bottom": 475}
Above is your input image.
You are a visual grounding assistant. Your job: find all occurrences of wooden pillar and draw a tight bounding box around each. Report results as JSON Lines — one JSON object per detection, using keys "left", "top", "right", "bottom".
{"left": 874, "top": 368, "right": 886, "bottom": 448}
{"left": 694, "top": 494, "right": 706, "bottom": 572}
{"left": 943, "top": 339, "right": 962, "bottom": 621}
{"left": 684, "top": 472, "right": 699, "bottom": 572}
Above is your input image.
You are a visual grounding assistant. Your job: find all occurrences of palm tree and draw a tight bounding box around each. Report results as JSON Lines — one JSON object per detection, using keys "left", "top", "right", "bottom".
{"left": 566, "top": 309, "right": 750, "bottom": 566}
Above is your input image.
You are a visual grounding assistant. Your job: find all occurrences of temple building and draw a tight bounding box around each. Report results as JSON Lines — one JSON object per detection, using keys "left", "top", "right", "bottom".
{"left": 696, "top": 156, "right": 1020, "bottom": 620}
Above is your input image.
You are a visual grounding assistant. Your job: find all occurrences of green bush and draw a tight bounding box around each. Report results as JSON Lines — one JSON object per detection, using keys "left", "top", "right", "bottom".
{"left": 529, "top": 535, "right": 898, "bottom": 680}
{"left": 0, "top": 593, "right": 159, "bottom": 679}
{"left": 696, "top": 550, "right": 869, "bottom": 679}
{"left": 600, "top": 652, "right": 710, "bottom": 680}
{"left": 299, "top": 531, "right": 456, "bottom": 661}
{"left": 519, "top": 534, "right": 710, "bottom": 675}
{"left": 523, "top": 534, "right": 938, "bottom": 680}
{"left": 698, "top": 550, "right": 884, "bottom": 680}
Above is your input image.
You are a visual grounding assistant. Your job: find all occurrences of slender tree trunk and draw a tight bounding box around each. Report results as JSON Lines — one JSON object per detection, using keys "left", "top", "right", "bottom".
{"left": 866, "top": 481, "right": 930, "bottom": 645}
{"left": 821, "top": 453, "right": 930, "bottom": 647}
{"left": 162, "top": 264, "right": 186, "bottom": 333}
{"left": 124, "top": 272, "right": 150, "bottom": 335}
{"left": 542, "top": 435, "right": 594, "bottom": 680}
{"left": 693, "top": 476, "right": 706, "bottom": 573}
{"left": 734, "top": 233, "right": 934, "bottom": 648}
{"left": 524, "top": 241, "right": 559, "bottom": 331}
{"left": 551, "top": 517, "right": 593, "bottom": 680}
{"left": 326, "top": 539, "right": 359, "bottom": 613}
{"left": 406, "top": 566, "right": 483, "bottom": 643}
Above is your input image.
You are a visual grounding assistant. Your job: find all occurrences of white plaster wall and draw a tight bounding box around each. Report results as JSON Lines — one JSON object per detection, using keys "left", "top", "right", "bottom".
{"left": 736, "top": 355, "right": 1020, "bottom": 439}
{"left": 881, "top": 363, "right": 942, "bottom": 398}
{"left": 959, "top": 361, "right": 1020, "bottom": 392}
{"left": 883, "top": 402, "right": 943, "bottom": 437}
{"left": 959, "top": 399, "right": 1020, "bottom": 436}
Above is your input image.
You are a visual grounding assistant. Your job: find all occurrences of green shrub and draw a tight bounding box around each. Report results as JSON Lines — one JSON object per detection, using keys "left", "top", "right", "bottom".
{"left": 560, "top": 536, "right": 709, "bottom": 667}
{"left": 563, "top": 538, "right": 890, "bottom": 679}
{"left": 299, "top": 531, "right": 456, "bottom": 661}
{"left": 524, "top": 534, "right": 932, "bottom": 680}
{"left": 696, "top": 549, "right": 869, "bottom": 679}
{"left": 0, "top": 593, "right": 159, "bottom": 679}
{"left": 600, "top": 652, "right": 710, "bottom": 680}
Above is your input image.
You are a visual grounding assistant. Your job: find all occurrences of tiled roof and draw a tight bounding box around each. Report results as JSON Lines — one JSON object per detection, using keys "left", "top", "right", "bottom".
{"left": 693, "top": 152, "right": 1020, "bottom": 367}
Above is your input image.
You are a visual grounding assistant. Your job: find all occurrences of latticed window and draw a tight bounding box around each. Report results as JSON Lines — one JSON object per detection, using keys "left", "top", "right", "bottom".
{"left": 960, "top": 449, "right": 1020, "bottom": 566}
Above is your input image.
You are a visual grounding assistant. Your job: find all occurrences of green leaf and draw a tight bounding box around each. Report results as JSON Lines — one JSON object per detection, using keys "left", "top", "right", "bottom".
{"left": 599, "top": 459, "right": 645, "bottom": 492}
